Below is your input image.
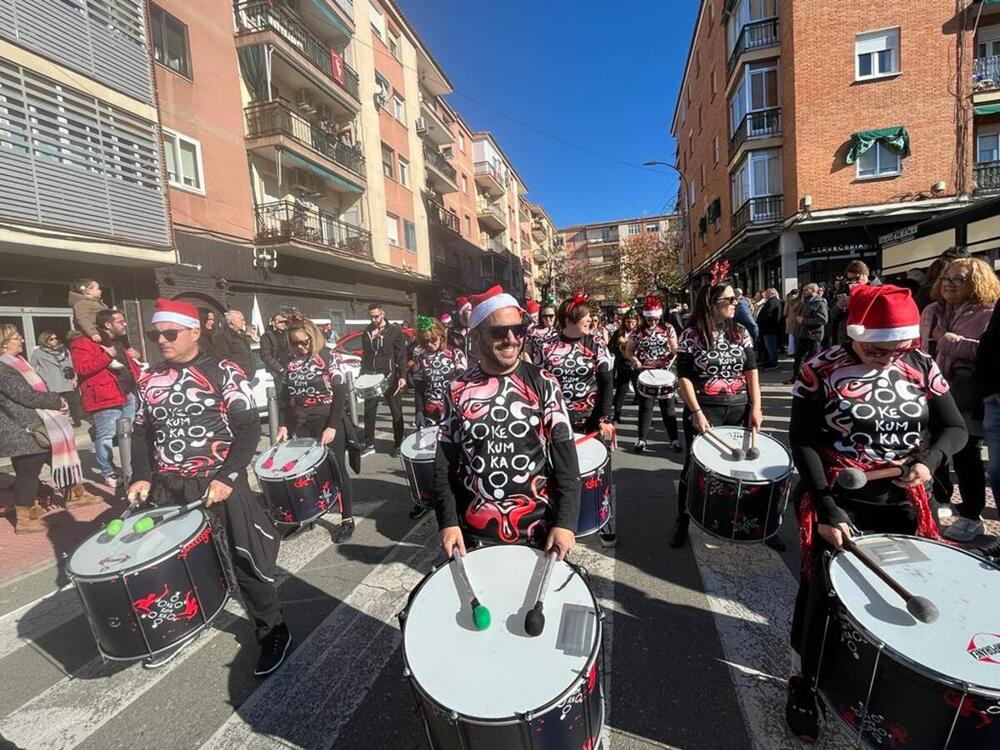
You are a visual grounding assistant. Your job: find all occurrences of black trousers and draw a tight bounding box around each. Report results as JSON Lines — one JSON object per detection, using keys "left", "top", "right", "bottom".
{"left": 637, "top": 395, "right": 678, "bottom": 442}
{"left": 297, "top": 414, "right": 353, "bottom": 518}
{"left": 793, "top": 337, "right": 821, "bottom": 378}
{"left": 59, "top": 390, "right": 85, "bottom": 426}
{"left": 10, "top": 451, "right": 50, "bottom": 507}
{"left": 363, "top": 381, "right": 404, "bottom": 447}
{"left": 612, "top": 368, "right": 636, "bottom": 418}
{"left": 790, "top": 499, "right": 917, "bottom": 686}
{"left": 677, "top": 401, "right": 749, "bottom": 519}
{"left": 931, "top": 433, "right": 985, "bottom": 519}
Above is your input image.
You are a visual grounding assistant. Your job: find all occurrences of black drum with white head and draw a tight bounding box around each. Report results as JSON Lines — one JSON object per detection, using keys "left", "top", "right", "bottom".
{"left": 254, "top": 438, "right": 342, "bottom": 527}
{"left": 400, "top": 426, "right": 438, "bottom": 508}
{"left": 636, "top": 369, "right": 676, "bottom": 399}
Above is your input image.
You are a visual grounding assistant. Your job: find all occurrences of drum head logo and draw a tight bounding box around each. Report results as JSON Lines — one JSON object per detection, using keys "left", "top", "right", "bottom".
{"left": 967, "top": 633, "right": 1000, "bottom": 665}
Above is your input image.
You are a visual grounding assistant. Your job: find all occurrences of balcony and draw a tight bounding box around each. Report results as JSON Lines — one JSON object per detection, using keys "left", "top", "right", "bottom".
{"left": 727, "top": 18, "right": 780, "bottom": 76}
{"left": 476, "top": 198, "right": 507, "bottom": 233}
{"left": 254, "top": 200, "right": 372, "bottom": 260}
{"left": 975, "top": 55, "right": 1000, "bottom": 94}
{"left": 975, "top": 161, "right": 1000, "bottom": 193}
{"left": 732, "top": 195, "right": 783, "bottom": 234}
{"left": 587, "top": 234, "right": 619, "bottom": 246}
{"left": 730, "top": 108, "right": 782, "bottom": 158}
{"left": 486, "top": 238, "right": 508, "bottom": 255}
{"left": 418, "top": 89, "right": 454, "bottom": 147}
{"left": 423, "top": 144, "right": 458, "bottom": 193}
{"left": 531, "top": 219, "right": 547, "bottom": 242}
{"left": 245, "top": 100, "right": 366, "bottom": 186}
{"left": 432, "top": 257, "right": 463, "bottom": 285}
{"left": 427, "top": 200, "right": 460, "bottom": 234}
{"left": 474, "top": 161, "right": 506, "bottom": 197}
{"left": 234, "top": 1, "right": 360, "bottom": 105}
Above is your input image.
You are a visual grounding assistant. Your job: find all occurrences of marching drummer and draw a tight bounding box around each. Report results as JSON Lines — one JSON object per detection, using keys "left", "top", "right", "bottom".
{"left": 127, "top": 299, "right": 290, "bottom": 676}
{"left": 360, "top": 302, "right": 408, "bottom": 459}
{"left": 434, "top": 285, "right": 581, "bottom": 560}
{"left": 447, "top": 296, "right": 474, "bottom": 362}
{"left": 673, "top": 279, "right": 762, "bottom": 550}
{"left": 624, "top": 295, "right": 681, "bottom": 455}
{"left": 784, "top": 284, "right": 967, "bottom": 743}
{"left": 275, "top": 318, "right": 355, "bottom": 543}
{"left": 525, "top": 299, "right": 558, "bottom": 362}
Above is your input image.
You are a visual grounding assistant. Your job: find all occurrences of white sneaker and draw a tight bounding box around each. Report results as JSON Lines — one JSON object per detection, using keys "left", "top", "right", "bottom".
{"left": 943, "top": 516, "right": 985, "bottom": 542}
{"left": 103, "top": 475, "right": 118, "bottom": 490}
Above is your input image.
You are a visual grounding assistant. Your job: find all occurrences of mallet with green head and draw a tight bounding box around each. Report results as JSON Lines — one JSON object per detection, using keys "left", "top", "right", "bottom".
{"left": 452, "top": 546, "right": 490, "bottom": 631}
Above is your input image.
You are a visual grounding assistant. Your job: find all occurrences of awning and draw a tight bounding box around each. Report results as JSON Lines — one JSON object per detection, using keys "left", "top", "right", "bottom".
{"left": 282, "top": 150, "right": 363, "bottom": 194}
{"left": 975, "top": 103, "right": 1000, "bottom": 116}
{"left": 845, "top": 126, "right": 911, "bottom": 165}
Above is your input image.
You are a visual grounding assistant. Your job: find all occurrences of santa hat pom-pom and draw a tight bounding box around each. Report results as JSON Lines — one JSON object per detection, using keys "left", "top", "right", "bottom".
{"left": 846, "top": 324, "right": 866, "bottom": 339}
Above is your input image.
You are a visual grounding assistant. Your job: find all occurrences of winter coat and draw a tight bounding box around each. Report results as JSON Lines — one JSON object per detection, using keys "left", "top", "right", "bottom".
{"left": 29, "top": 345, "right": 77, "bottom": 393}
{"left": 68, "top": 290, "right": 108, "bottom": 338}
{"left": 215, "top": 327, "right": 254, "bottom": 376}
{"left": 69, "top": 335, "right": 141, "bottom": 413}
{"left": 757, "top": 297, "right": 782, "bottom": 336}
{"left": 920, "top": 301, "right": 994, "bottom": 381}
{"left": 784, "top": 297, "right": 801, "bottom": 336}
{"left": 260, "top": 327, "right": 290, "bottom": 378}
{"left": 0, "top": 360, "right": 61, "bottom": 458}
{"left": 798, "top": 296, "right": 828, "bottom": 341}
{"left": 361, "top": 323, "right": 408, "bottom": 379}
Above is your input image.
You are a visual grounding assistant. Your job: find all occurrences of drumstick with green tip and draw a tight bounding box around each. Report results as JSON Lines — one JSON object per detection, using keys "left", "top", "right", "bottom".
{"left": 452, "top": 546, "right": 490, "bottom": 631}
{"left": 133, "top": 498, "right": 206, "bottom": 534}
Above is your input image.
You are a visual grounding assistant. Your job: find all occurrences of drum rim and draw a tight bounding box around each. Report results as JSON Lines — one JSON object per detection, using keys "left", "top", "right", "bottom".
{"left": 689, "top": 431, "right": 793, "bottom": 484}
{"left": 254, "top": 445, "right": 330, "bottom": 482}
{"left": 399, "top": 545, "right": 604, "bottom": 723}
{"left": 68, "top": 512, "right": 212, "bottom": 582}
{"left": 400, "top": 427, "right": 438, "bottom": 460}
{"left": 826, "top": 534, "right": 1000, "bottom": 697}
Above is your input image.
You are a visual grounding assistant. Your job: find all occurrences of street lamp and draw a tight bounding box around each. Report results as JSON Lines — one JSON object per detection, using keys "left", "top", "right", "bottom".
{"left": 642, "top": 160, "right": 693, "bottom": 295}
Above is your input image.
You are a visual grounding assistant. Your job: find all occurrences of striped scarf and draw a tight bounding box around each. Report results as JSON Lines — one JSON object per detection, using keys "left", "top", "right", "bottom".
{"left": 0, "top": 353, "right": 82, "bottom": 488}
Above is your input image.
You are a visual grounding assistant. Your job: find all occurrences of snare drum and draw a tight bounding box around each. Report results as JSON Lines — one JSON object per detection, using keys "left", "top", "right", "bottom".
{"left": 354, "top": 372, "right": 388, "bottom": 400}
{"left": 819, "top": 535, "right": 1000, "bottom": 749}
{"left": 68, "top": 507, "right": 229, "bottom": 661}
{"left": 575, "top": 436, "right": 611, "bottom": 537}
{"left": 636, "top": 368, "right": 676, "bottom": 399}
{"left": 254, "top": 438, "right": 342, "bottom": 527}
{"left": 400, "top": 545, "right": 604, "bottom": 750}
{"left": 400, "top": 425, "right": 438, "bottom": 508}
{"left": 687, "top": 426, "right": 791, "bottom": 543}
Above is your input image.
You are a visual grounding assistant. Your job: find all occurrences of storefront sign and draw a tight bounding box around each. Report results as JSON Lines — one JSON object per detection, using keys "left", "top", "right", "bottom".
{"left": 878, "top": 225, "right": 918, "bottom": 249}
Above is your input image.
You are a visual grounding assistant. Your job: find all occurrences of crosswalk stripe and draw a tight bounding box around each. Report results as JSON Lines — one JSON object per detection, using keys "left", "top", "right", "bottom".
{"left": 0, "top": 585, "right": 80, "bottom": 663}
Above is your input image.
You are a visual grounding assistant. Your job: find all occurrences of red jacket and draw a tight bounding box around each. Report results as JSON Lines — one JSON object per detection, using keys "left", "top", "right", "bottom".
{"left": 69, "top": 336, "right": 141, "bottom": 413}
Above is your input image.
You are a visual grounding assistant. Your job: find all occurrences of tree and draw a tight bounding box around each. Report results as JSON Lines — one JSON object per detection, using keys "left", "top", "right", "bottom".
{"left": 538, "top": 247, "right": 569, "bottom": 301}
{"left": 564, "top": 244, "right": 623, "bottom": 302}
{"left": 619, "top": 228, "right": 684, "bottom": 300}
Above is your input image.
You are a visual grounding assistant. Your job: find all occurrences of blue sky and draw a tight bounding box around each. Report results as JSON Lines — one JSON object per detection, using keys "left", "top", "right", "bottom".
{"left": 397, "top": 0, "right": 698, "bottom": 229}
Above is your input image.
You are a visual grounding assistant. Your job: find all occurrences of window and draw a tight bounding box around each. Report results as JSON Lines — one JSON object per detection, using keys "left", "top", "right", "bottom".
{"left": 369, "top": 5, "right": 385, "bottom": 40}
{"left": 162, "top": 129, "right": 204, "bottom": 193}
{"left": 150, "top": 5, "right": 191, "bottom": 79}
{"left": 711, "top": 69, "right": 717, "bottom": 97}
{"left": 465, "top": 215, "right": 472, "bottom": 235}
{"left": 689, "top": 176, "right": 697, "bottom": 207}
{"left": 398, "top": 156, "right": 409, "bottom": 187}
{"left": 404, "top": 220, "right": 417, "bottom": 251}
{"left": 731, "top": 149, "right": 782, "bottom": 209}
{"left": 714, "top": 136, "right": 720, "bottom": 165}
{"left": 978, "top": 36, "right": 1000, "bottom": 59}
{"left": 696, "top": 49, "right": 701, "bottom": 77}
{"left": 855, "top": 28, "right": 900, "bottom": 81}
{"left": 698, "top": 104, "right": 703, "bottom": 132}
{"left": 978, "top": 131, "right": 1000, "bottom": 163}
{"left": 701, "top": 163, "right": 707, "bottom": 189}
{"left": 646, "top": 223, "right": 658, "bottom": 233}
{"left": 461, "top": 174, "right": 468, "bottom": 193}
{"left": 381, "top": 143, "right": 394, "bottom": 179}
{"left": 729, "top": 61, "right": 778, "bottom": 134}
{"left": 726, "top": 0, "right": 778, "bottom": 55}
{"left": 386, "top": 213, "right": 399, "bottom": 245}
{"left": 707, "top": 2, "right": 714, "bottom": 34}
{"left": 392, "top": 94, "right": 405, "bottom": 123}
{"left": 628, "top": 223, "right": 641, "bottom": 235}
{"left": 388, "top": 32, "right": 400, "bottom": 59}
{"left": 459, "top": 133, "right": 466, "bottom": 152}
{"left": 856, "top": 142, "right": 901, "bottom": 179}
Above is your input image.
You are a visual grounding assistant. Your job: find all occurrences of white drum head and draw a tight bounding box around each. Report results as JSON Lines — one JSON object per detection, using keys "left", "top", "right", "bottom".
{"left": 401, "top": 426, "right": 439, "bottom": 461}
{"left": 637, "top": 369, "right": 676, "bottom": 388}
{"left": 575, "top": 437, "right": 608, "bottom": 474}
{"left": 68, "top": 509, "right": 206, "bottom": 578}
{"left": 403, "top": 545, "right": 599, "bottom": 719}
{"left": 354, "top": 373, "right": 385, "bottom": 390}
{"left": 254, "top": 439, "right": 326, "bottom": 480}
{"left": 830, "top": 535, "right": 1000, "bottom": 692}
{"left": 690, "top": 427, "right": 790, "bottom": 481}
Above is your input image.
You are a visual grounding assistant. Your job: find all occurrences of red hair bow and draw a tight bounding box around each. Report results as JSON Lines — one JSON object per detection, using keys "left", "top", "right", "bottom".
{"left": 567, "top": 291, "right": 588, "bottom": 313}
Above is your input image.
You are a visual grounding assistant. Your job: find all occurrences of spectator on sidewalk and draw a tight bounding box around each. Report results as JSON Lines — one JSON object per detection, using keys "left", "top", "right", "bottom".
{"left": 1, "top": 324, "right": 98, "bottom": 534}
{"left": 784, "top": 289, "right": 801, "bottom": 361}
{"left": 216, "top": 309, "right": 254, "bottom": 376}
{"left": 757, "top": 288, "right": 782, "bottom": 371}
{"left": 829, "top": 261, "right": 871, "bottom": 346}
{"left": 68, "top": 278, "right": 109, "bottom": 343}
{"left": 923, "top": 256, "right": 999, "bottom": 541}
{"left": 734, "top": 288, "right": 760, "bottom": 340}
{"left": 260, "top": 310, "right": 292, "bottom": 389}
{"left": 199, "top": 309, "right": 220, "bottom": 358}
{"left": 917, "top": 248, "right": 968, "bottom": 310}
{"left": 792, "top": 283, "right": 827, "bottom": 381}
{"left": 70, "top": 310, "right": 141, "bottom": 489}
{"left": 29, "top": 331, "right": 84, "bottom": 427}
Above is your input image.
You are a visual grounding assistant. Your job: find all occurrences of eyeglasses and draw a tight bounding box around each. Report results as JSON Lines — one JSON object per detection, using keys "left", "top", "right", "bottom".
{"left": 146, "top": 329, "right": 185, "bottom": 343}
{"left": 859, "top": 342, "right": 919, "bottom": 359}
{"left": 941, "top": 276, "right": 969, "bottom": 287}
{"left": 487, "top": 323, "right": 529, "bottom": 341}
{"left": 289, "top": 338, "right": 310, "bottom": 348}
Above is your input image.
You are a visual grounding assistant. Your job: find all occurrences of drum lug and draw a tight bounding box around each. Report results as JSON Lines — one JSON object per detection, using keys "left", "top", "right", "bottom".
{"left": 448, "top": 711, "right": 459, "bottom": 723}
{"left": 402, "top": 667, "right": 411, "bottom": 678}
{"left": 430, "top": 564, "right": 438, "bottom": 574}
{"left": 521, "top": 710, "right": 534, "bottom": 722}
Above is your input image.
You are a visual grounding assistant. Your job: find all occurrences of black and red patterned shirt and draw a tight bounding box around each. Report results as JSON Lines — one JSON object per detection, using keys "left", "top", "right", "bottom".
{"left": 411, "top": 347, "right": 467, "bottom": 424}
{"left": 134, "top": 354, "right": 255, "bottom": 477}
{"left": 534, "top": 334, "right": 613, "bottom": 424}
{"left": 628, "top": 323, "right": 678, "bottom": 369}
{"left": 526, "top": 326, "right": 558, "bottom": 361}
{"left": 281, "top": 348, "right": 345, "bottom": 426}
{"left": 435, "top": 362, "right": 581, "bottom": 544}
{"left": 676, "top": 324, "right": 756, "bottom": 404}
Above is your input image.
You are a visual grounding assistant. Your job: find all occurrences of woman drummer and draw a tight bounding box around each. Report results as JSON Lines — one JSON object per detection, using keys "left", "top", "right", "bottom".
{"left": 673, "top": 282, "right": 762, "bottom": 549}
{"left": 784, "top": 284, "right": 967, "bottom": 743}
{"left": 610, "top": 308, "right": 640, "bottom": 422}
{"left": 624, "top": 295, "right": 681, "bottom": 455}
{"left": 275, "top": 318, "right": 355, "bottom": 544}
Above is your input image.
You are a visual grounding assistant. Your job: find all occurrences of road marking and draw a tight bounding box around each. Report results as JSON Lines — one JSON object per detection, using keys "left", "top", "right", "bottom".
{"left": 0, "top": 585, "right": 80, "bottom": 663}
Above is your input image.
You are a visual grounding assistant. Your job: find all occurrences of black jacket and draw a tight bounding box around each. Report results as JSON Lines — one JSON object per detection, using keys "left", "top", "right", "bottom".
{"left": 757, "top": 297, "right": 782, "bottom": 336}
{"left": 215, "top": 327, "right": 254, "bottom": 376}
{"left": 361, "top": 323, "right": 407, "bottom": 379}
{"left": 977, "top": 303, "right": 1000, "bottom": 399}
{"left": 259, "top": 327, "right": 290, "bottom": 378}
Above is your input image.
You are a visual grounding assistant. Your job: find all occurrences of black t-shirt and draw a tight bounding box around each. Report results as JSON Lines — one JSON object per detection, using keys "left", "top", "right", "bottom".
{"left": 676, "top": 324, "right": 757, "bottom": 405}
{"left": 281, "top": 348, "right": 346, "bottom": 427}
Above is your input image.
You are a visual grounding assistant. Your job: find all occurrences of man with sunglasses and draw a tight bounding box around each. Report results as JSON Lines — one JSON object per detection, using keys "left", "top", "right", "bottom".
{"left": 526, "top": 302, "right": 558, "bottom": 362}
{"left": 259, "top": 308, "right": 295, "bottom": 390}
{"left": 434, "top": 286, "right": 581, "bottom": 561}
{"left": 360, "top": 302, "right": 408, "bottom": 457}
{"left": 127, "top": 299, "right": 289, "bottom": 675}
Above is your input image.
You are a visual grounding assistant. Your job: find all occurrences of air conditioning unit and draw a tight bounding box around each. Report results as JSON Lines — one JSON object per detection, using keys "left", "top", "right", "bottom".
{"left": 315, "top": 103, "right": 330, "bottom": 121}
{"left": 415, "top": 117, "right": 428, "bottom": 134}
{"left": 290, "top": 168, "right": 325, "bottom": 196}
{"left": 296, "top": 88, "right": 316, "bottom": 113}
{"left": 441, "top": 145, "right": 453, "bottom": 159}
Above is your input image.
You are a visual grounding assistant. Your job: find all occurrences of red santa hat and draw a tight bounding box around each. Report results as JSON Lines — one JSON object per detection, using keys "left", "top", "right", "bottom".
{"left": 151, "top": 298, "right": 200, "bottom": 329}
{"left": 439, "top": 312, "right": 452, "bottom": 325}
{"left": 455, "top": 296, "right": 472, "bottom": 314}
{"left": 845, "top": 284, "right": 920, "bottom": 343}
{"left": 468, "top": 285, "right": 524, "bottom": 329}
{"left": 525, "top": 299, "right": 540, "bottom": 314}
{"left": 642, "top": 294, "right": 663, "bottom": 318}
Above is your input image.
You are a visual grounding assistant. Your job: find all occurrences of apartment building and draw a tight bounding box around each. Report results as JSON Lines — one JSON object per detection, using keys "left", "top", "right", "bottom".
{"left": 672, "top": 0, "right": 976, "bottom": 296}
{"left": 0, "top": 0, "right": 174, "bottom": 353}
{"left": 528, "top": 203, "right": 558, "bottom": 298}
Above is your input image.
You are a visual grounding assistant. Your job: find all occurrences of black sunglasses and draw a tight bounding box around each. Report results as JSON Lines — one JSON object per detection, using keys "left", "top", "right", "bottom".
{"left": 289, "top": 338, "right": 310, "bottom": 347}
{"left": 146, "top": 328, "right": 185, "bottom": 343}
{"left": 487, "top": 323, "right": 529, "bottom": 341}
{"left": 541, "top": 313, "right": 555, "bottom": 319}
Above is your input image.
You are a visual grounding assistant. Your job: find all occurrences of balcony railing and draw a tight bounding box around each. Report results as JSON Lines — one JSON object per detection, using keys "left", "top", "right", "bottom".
{"left": 732, "top": 195, "right": 783, "bottom": 234}
{"left": 476, "top": 198, "right": 505, "bottom": 223}
{"left": 332, "top": 0, "right": 353, "bottom": 21}
{"left": 727, "top": 18, "right": 780, "bottom": 75}
{"left": 244, "top": 100, "right": 365, "bottom": 176}
{"left": 486, "top": 238, "right": 507, "bottom": 254}
{"left": 974, "top": 160, "right": 1000, "bottom": 193}
{"left": 254, "top": 200, "right": 372, "bottom": 259}
{"left": 428, "top": 200, "right": 460, "bottom": 233}
{"left": 474, "top": 161, "right": 504, "bottom": 187}
{"left": 974, "top": 55, "right": 1000, "bottom": 93}
{"left": 432, "top": 257, "right": 462, "bottom": 284}
{"left": 730, "top": 108, "right": 782, "bottom": 157}
{"left": 587, "top": 234, "right": 619, "bottom": 245}
{"left": 423, "top": 144, "right": 457, "bottom": 181}
{"left": 235, "top": 1, "right": 359, "bottom": 100}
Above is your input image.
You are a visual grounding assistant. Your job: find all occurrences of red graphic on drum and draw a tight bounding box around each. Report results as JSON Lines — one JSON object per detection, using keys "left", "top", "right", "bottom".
{"left": 943, "top": 689, "right": 993, "bottom": 729}
{"left": 293, "top": 475, "right": 315, "bottom": 489}
{"left": 967, "top": 633, "right": 1000, "bottom": 665}
{"left": 179, "top": 527, "right": 212, "bottom": 559}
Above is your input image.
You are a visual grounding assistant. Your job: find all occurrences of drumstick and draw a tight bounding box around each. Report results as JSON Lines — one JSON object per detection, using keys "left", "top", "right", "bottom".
{"left": 746, "top": 429, "right": 760, "bottom": 461}
{"left": 133, "top": 498, "right": 206, "bottom": 534}
{"left": 105, "top": 504, "right": 135, "bottom": 537}
{"left": 836, "top": 465, "right": 907, "bottom": 490}
{"left": 452, "top": 546, "right": 491, "bottom": 631}
{"left": 842, "top": 538, "right": 939, "bottom": 624}
{"left": 705, "top": 428, "right": 745, "bottom": 461}
{"left": 524, "top": 548, "right": 559, "bottom": 637}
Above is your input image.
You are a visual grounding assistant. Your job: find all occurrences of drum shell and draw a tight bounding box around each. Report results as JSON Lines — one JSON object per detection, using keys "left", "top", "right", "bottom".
{"left": 401, "top": 454, "right": 435, "bottom": 509}
{"left": 70, "top": 516, "right": 229, "bottom": 661}
{"left": 576, "top": 451, "right": 611, "bottom": 538}
{"left": 258, "top": 454, "right": 341, "bottom": 527}
{"left": 355, "top": 375, "right": 388, "bottom": 400}
{"left": 635, "top": 379, "right": 675, "bottom": 400}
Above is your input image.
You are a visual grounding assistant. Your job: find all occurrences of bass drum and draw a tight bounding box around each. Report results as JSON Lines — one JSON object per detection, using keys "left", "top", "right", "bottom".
{"left": 400, "top": 545, "right": 604, "bottom": 750}
{"left": 254, "top": 438, "right": 341, "bottom": 527}
{"left": 574, "top": 436, "right": 611, "bottom": 537}
{"left": 400, "top": 426, "right": 438, "bottom": 508}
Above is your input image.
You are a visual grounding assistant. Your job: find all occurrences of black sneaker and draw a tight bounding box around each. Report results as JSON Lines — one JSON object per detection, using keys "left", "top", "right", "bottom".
{"left": 669, "top": 517, "right": 689, "bottom": 548}
{"left": 785, "top": 674, "right": 820, "bottom": 743}
{"left": 599, "top": 528, "right": 617, "bottom": 548}
{"left": 360, "top": 444, "right": 375, "bottom": 458}
{"left": 633, "top": 440, "right": 647, "bottom": 454}
{"left": 334, "top": 518, "right": 355, "bottom": 543}
{"left": 669, "top": 439, "right": 682, "bottom": 453}
{"left": 388, "top": 445, "right": 400, "bottom": 459}
{"left": 408, "top": 505, "right": 429, "bottom": 519}
{"left": 765, "top": 535, "right": 787, "bottom": 552}
{"left": 255, "top": 622, "right": 292, "bottom": 677}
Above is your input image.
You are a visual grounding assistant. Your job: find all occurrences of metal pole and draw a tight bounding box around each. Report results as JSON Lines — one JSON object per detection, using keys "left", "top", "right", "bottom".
{"left": 116, "top": 417, "right": 133, "bottom": 486}
{"left": 266, "top": 386, "right": 279, "bottom": 445}
{"left": 345, "top": 370, "right": 360, "bottom": 429}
